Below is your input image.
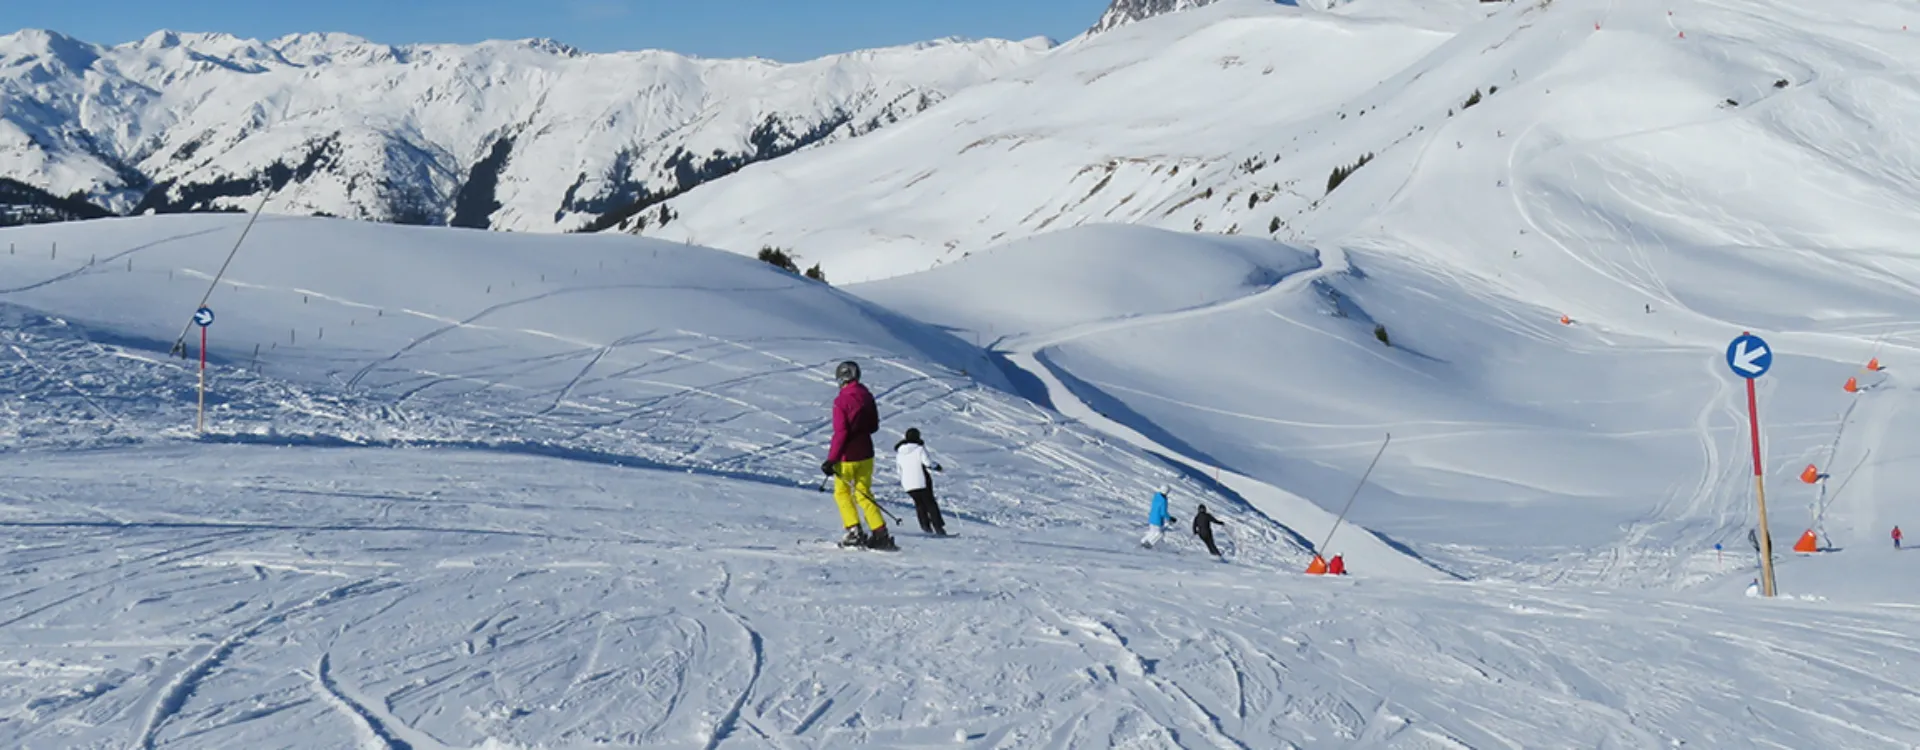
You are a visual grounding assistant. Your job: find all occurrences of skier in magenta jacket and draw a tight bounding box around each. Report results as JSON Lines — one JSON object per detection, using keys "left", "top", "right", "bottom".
{"left": 822, "top": 360, "right": 892, "bottom": 549}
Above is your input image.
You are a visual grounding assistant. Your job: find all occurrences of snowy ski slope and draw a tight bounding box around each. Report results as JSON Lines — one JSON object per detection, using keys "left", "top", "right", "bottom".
{"left": 6, "top": 0, "right": 1920, "bottom": 744}
{"left": 1, "top": 214, "right": 1919, "bottom": 748}
{"left": 1, "top": 215, "right": 1321, "bottom": 564}
{"left": 648, "top": 0, "right": 1920, "bottom": 587}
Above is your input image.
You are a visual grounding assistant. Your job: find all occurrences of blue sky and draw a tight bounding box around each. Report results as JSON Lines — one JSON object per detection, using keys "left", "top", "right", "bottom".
{"left": 10, "top": 0, "right": 1113, "bottom": 61}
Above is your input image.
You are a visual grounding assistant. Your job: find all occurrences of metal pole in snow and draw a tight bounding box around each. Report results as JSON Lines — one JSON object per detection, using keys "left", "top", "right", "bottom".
{"left": 172, "top": 186, "right": 270, "bottom": 357}
{"left": 1318, "top": 433, "right": 1391, "bottom": 554}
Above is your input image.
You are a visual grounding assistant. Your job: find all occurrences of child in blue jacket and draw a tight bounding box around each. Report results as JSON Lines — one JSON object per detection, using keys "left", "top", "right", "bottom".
{"left": 1140, "top": 486, "right": 1177, "bottom": 548}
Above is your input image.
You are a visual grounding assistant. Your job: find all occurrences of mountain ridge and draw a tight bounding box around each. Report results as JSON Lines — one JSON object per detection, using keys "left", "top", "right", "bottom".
{"left": 0, "top": 28, "right": 1052, "bottom": 230}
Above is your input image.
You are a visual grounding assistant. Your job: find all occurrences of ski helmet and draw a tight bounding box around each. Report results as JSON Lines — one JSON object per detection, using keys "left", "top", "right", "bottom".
{"left": 835, "top": 360, "right": 861, "bottom": 385}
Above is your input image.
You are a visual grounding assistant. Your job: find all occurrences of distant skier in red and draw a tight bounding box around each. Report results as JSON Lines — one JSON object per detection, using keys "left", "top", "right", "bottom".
{"left": 1327, "top": 555, "right": 1347, "bottom": 575}
{"left": 1895, "top": 526, "right": 1904, "bottom": 550}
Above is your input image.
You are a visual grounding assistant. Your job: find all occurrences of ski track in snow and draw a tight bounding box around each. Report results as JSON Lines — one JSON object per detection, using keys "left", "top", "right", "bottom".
{"left": 136, "top": 579, "right": 382, "bottom": 749}
{"left": 0, "top": 447, "right": 1915, "bottom": 747}
{"left": 983, "top": 243, "right": 1449, "bottom": 580}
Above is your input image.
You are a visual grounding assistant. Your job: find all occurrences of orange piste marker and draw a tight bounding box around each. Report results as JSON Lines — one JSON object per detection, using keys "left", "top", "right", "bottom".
{"left": 1800, "top": 464, "right": 1821, "bottom": 484}
{"left": 1868, "top": 357, "right": 1883, "bottom": 371}
{"left": 1305, "top": 555, "right": 1328, "bottom": 575}
{"left": 1845, "top": 376, "right": 1860, "bottom": 393}
{"left": 1559, "top": 315, "right": 1572, "bottom": 325}
{"left": 1793, "top": 530, "right": 1819, "bottom": 553}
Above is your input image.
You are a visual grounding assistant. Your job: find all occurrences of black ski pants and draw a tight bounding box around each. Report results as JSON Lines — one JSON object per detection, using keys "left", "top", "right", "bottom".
{"left": 908, "top": 488, "right": 945, "bottom": 533}
{"left": 1197, "top": 526, "right": 1220, "bottom": 556}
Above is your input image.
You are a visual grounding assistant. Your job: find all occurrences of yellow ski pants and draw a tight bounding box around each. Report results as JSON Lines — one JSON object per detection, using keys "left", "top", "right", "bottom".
{"left": 834, "top": 459, "right": 887, "bottom": 531}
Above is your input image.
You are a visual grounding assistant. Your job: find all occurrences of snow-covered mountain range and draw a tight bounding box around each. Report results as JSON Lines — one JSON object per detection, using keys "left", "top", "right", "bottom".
{"left": 0, "top": 28, "right": 1049, "bottom": 231}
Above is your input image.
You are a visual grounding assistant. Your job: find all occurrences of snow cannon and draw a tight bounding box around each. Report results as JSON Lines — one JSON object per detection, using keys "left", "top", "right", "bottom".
{"left": 1845, "top": 376, "right": 1860, "bottom": 393}
{"left": 1793, "top": 530, "right": 1820, "bottom": 553}
{"left": 1305, "top": 555, "right": 1328, "bottom": 575}
{"left": 1800, "top": 464, "right": 1823, "bottom": 484}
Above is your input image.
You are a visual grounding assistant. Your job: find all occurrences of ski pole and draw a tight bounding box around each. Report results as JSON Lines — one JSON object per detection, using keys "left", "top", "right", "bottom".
{"left": 863, "top": 484, "right": 904, "bottom": 525}
{"left": 817, "top": 474, "right": 902, "bottom": 524}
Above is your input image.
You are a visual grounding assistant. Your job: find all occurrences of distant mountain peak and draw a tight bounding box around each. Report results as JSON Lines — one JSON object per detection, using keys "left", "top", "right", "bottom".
{"left": 515, "top": 37, "right": 584, "bottom": 58}
{"left": 1088, "top": 0, "right": 1232, "bottom": 34}
{"left": 0, "top": 28, "right": 1048, "bottom": 231}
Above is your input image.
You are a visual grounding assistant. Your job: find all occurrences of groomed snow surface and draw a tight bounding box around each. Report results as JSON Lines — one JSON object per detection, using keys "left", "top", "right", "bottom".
{"left": 8, "top": 0, "right": 1920, "bottom": 744}
{"left": 2, "top": 214, "right": 1918, "bottom": 749}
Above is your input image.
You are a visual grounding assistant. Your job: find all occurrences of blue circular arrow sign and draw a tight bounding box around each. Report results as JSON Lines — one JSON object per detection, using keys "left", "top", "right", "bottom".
{"left": 193, "top": 307, "right": 215, "bottom": 328}
{"left": 1726, "top": 333, "right": 1771, "bottom": 379}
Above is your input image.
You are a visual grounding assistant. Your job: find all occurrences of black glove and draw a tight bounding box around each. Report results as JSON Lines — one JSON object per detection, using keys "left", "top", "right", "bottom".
{"left": 821, "top": 460, "right": 837, "bottom": 476}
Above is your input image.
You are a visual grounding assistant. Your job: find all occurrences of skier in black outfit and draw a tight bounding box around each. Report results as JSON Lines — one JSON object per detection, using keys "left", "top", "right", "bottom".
{"left": 1192, "top": 504, "right": 1225, "bottom": 557}
{"left": 894, "top": 427, "right": 947, "bottom": 535}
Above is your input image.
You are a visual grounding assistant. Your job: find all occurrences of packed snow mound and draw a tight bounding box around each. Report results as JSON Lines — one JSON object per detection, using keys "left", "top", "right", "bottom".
{"left": 0, "top": 29, "right": 1049, "bottom": 230}
{"left": 0, "top": 215, "right": 1325, "bottom": 568}
{"left": 854, "top": 223, "right": 1317, "bottom": 340}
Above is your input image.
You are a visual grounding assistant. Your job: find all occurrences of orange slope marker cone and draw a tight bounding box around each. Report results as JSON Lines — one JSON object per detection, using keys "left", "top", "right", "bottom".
{"left": 1559, "top": 314, "right": 1573, "bottom": 325}
{"left": 1793, "top": 530, "right": 1819, "bottom": 553}
{"left": 1800, "top": 464, "right": 1822, "bottom": 484}
{"left": 1845, "top": 376, "right": 1860, "bottom": 393}
{"left": 1867, "top": 357, "right": 1884, "bottom": 372}
{"left": 1305, "top": 555, "right": 1328, "bottom": 575}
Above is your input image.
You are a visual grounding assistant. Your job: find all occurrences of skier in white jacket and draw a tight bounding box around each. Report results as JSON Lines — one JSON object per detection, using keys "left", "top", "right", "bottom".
{"left": 894, "top": 428, "right": 947, "bottom": 536}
